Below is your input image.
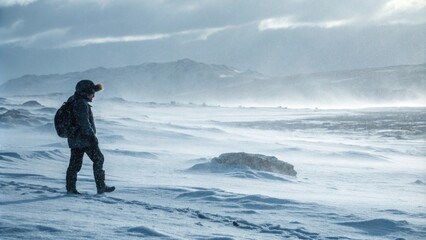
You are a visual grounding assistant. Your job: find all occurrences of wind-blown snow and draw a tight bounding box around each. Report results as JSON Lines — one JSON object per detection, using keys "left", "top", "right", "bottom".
{"left": 0, "top": 95, "right": 425, "bottom": 239}
{"left": 0, "top": 60, "right": 425, "bottom": 108}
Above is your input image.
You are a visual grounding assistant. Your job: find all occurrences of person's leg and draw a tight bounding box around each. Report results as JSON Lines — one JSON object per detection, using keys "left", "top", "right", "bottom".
{"left": 85, "top": 145, "right": 104, "bottom": 180}
{"left": 85, "top": 145, "right": 114, "bottom": 193}
{"left": 66, "top": 148, "right": 84, "bottom": 193}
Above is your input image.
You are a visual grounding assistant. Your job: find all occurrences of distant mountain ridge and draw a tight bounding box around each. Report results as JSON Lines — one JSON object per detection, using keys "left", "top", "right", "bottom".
{"left": 1, "top": 59, "right": 425, "bottom": 107}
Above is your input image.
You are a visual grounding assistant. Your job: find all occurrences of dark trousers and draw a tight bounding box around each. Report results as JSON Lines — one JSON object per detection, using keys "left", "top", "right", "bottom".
{"left": 66, "top": 145, "right": 105, "bottom": 191}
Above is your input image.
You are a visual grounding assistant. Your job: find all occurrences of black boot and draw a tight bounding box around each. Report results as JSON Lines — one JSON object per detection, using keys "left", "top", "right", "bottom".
{"left": 67, "top": 189, "right": 81, "bottom": 195}
{"left": 95, "top": 170, "right": 115, "bottom": 194}
{"left": 66, "top": 171, "right": 80, "bottom": 194}
{"left": 98, "top": 185, "right": 115, "bottom": 194}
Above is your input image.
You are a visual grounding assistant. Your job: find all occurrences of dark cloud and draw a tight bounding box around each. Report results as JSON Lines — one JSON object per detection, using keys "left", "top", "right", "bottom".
{"left": 0, "top": 0, "right": 425, "bottom": 82}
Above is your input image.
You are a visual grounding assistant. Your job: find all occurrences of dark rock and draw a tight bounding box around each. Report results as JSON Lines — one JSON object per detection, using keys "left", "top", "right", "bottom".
{"left": 212, "top": 152, "right": 297, "bottom": 176}
{"left": 22, "top": 100, "right": 44, "bottom": 107}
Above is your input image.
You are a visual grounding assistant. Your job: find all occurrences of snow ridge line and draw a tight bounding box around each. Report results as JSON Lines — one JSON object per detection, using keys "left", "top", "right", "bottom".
{"left": 80, "top": 194, "right": 341, "bottom": 239}
{"left": 0, "top": 180, "right": 340, "bottom": 240}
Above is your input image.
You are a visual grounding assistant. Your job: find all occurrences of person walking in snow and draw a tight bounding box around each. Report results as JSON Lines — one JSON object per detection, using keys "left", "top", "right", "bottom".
{"left": 65, "top": 80, "right": 115, "bottom": 194}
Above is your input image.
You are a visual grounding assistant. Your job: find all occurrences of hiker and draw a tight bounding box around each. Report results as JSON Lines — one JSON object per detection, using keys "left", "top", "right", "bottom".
{"left": 65, "top": 79, "right": 115, "bottom": 194}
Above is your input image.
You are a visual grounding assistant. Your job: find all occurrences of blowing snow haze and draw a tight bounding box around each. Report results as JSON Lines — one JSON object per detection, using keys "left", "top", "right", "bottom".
{"left": 0, "top": 0, "right": 425, "bottom": 107}
{"left": 1, "top": 59, "right": 425, "bottom": 108}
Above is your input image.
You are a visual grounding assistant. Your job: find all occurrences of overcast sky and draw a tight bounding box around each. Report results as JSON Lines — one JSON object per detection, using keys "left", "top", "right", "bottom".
{"left": 0, "top": 0, "right": 425, "bottom": 82}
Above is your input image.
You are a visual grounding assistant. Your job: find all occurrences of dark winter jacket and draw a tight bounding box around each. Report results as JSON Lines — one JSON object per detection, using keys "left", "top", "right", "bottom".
{"left": 67, "top": 93, "right": 98, "bottom": 149}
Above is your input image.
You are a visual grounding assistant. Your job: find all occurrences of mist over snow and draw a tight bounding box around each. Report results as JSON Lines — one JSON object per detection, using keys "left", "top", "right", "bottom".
{"left": 0, "top": 94, "right": 425, "bottom": 239}
{"left": 0, "top": 59, "right": 425, "bottom": 108}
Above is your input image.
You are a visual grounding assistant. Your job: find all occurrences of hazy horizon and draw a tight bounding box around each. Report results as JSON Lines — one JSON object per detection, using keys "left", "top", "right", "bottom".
{"left": 1, "top": 59, "right": 424, "bottom": 109}
{"left": 2, "top": 58, "right": 426, "bottom": 84}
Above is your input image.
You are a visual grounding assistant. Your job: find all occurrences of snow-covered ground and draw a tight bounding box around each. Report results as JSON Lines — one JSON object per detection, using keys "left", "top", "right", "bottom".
{"left": 0, "top": 95, "right": 425, "bottom": 240}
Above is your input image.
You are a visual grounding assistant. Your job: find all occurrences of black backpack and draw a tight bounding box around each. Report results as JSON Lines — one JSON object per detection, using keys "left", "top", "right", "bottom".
{"left": 54, "top": 101, "right": 74, "bottom": 138}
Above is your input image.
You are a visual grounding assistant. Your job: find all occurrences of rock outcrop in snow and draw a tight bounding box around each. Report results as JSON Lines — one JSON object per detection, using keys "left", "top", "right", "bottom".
{"left": 22, "top": 100, "right": 44, "bottom": 107}
{"left": 212, "top": 152, "right": 297, "bottom": 177}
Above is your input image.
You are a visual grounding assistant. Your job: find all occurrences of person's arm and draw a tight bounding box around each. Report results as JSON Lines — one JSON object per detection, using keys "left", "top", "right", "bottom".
{"left": 74, "top": 100, "right": 96, "bottom": 137}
